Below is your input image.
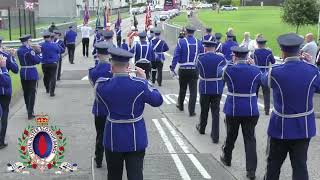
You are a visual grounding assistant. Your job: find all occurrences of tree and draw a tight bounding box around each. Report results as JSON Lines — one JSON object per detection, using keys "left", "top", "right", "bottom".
{"left": 282, "top": 0, "right": 320, "bottom": 33}
{"left": 206, "top": 0, "right": 219, "bottom": 4}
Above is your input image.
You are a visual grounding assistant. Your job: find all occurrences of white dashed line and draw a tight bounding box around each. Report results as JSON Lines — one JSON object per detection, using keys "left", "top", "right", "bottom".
{"left": 152, "top": 119, "right": 191, "bottom": 180}
{"left": 161, "top": 118, "right": 212, "bottom": 179}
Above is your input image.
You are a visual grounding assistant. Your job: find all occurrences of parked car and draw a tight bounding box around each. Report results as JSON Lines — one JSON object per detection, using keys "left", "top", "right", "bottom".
{"left": 139, "top": 6, "right": 146, "bottom": 14}
{"left": 220, "top": 5, "right": 238, "bottom": 11}
{"left": 130, "top": 7, "right": 140, "bottom": 15}
{"left": 159, "top": 11, "right": 170, "bottom": 21}
{"left": 155, "top": 5, "right": 163, "bottom": 11}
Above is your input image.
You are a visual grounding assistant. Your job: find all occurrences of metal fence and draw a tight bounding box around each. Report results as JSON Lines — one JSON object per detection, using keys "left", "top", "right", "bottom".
{"left": 162, "top": 22, "right": 204, "bottom": 46}
{"left": 0, "top": 7, "right": 36, "bottom": 40}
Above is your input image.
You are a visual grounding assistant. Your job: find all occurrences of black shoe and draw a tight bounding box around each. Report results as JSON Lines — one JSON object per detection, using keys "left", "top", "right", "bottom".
{"left": 189, "top": 112, "right": 196, "bottom": 117}
{"left": 196, "top": 124, "right": 205, "bottom": 134}
{"left": 176, "top": 104, "right": 184, "bottom": 111}
{"left": 71, "top": 62, "right": 74, "bottom": 64}
{"left": 212, "top": 139, "right": 219, "bottom": 144}
{"left": 28, "top": 114, "right": 35, "bottom": 120}
{"left": 57, "top": 78, "right": 61, "bottom": 81}
{"left": 94, "top": 158, "right": 102, "bottom": 168}
{"left": 158, "top": 83, "right": 162, "bottom": 87}
{"left": 265, "top": 111, "right": 270, "bottom": 115}
{"left": 220, "top": 156, "right": 231, "bottom": 167}
{"left": 0, "top": 143, "right": 8, "bottom": 149}
{"left": 246, "top": 171, "right": 256, "bottom": 180}
{"left": 50, "top": 93, "right": 55, "bottom": 97}
{"left": 46, "top": 89, "right": 49, "bottom": 93}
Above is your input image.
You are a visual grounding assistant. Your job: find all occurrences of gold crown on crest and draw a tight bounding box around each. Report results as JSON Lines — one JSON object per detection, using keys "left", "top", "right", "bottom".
{"left": 35, "top": 114, "right": 49, "bottom": 126}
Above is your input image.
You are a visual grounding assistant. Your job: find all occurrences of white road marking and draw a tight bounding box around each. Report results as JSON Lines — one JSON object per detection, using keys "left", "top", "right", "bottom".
{"left": 161, "top": 118, "right": 212, "bottom": 179}
{"left": 162, "top": 95, "right": 172, "bottom": 105}
{"left": 164, "top": 52, "right": 173, "bottom": 58}
{"left": 91, "top": 157, "right": 95, "bottom": 180}
{"left": 152, "top": 119, "right": 191, "bottom": 180}
{"left": 81, "top": 75, "right": 89, "bottom": 80}
{"left": 165, "top": 94, "right": 177, "bottom": 104}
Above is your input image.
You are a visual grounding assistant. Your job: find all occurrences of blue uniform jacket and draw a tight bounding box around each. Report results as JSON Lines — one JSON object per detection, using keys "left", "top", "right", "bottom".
{"left": 216, "top": 41, "right": 223, "bottom": 53}
{"left": 261, "top": 58, "right": 320, "bottom": 139}
{"left": 64, "top": 30, "right": 77, "bottom": 44}
{"left": 40, "top": 41, "right": 60, "bottom": 64}
{"left": 121, "top": 43, "right": 129, "bottom": 51}
{"left": 0, "top": 67, "right": 11, "bottom": 117}
{"left": 150, "top": 37, "right": 169, "bottom": 62}
{"left": 54, "top": 39, "right": 66, "bottom": 58}
{"left": 93, "top": 32, "right": 103, "bottom": 47}
{"left": 116, "top": 29, "right": 121, "bottom": 37}
{"left": 17, "top": 45, "right": 42, "bottom": 80}
{"left": 223, "top": 62, "right": 261, "bottom": 116}
{"left": 171, "top": 35, "right": 204, "bottom": 70}
{"left": 96, "top": 74, "right": 163, "bottom": 152}
{"left": 0, "top": 51, "right": 19, "bottom": 96}
{"left": 197, "top": 52, "right": 226, "bottom": 95}
{"left": 89, "top": 62, "right": 113, "bottom": 116}
{"left": 222, "top": 40, "right": 238, "bottom": 61}
{"left": 202, "top": 34, "right": 214, "bottom": 41}
{"left": 130, "top": 41, "right": 155, "bottom": 63}
{"left": 253, "top": 48, "right": 275, "bottom": 73}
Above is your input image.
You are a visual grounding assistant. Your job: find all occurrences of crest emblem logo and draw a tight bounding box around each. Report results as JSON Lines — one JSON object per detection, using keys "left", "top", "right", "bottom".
{"left": 8, "top": 114, "right": 77, "bottom": 174}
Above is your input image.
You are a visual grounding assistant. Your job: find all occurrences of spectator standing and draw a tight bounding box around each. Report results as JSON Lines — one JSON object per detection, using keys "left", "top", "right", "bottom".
{"left": 301, "top": 33, "right": 318, "bottom": 64}
{"left": 81, "top": 23, "right": 92, "bottom": 58}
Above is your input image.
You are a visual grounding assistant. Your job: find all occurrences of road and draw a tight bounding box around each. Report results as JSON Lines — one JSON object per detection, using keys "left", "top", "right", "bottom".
{"left": 0, "top": 12, "right": 320, "bottom": 180}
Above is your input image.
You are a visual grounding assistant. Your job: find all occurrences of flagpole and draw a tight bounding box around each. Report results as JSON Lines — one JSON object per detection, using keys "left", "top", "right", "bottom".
{"left": 317, "top": 11, "right": 320, "bottom": 43}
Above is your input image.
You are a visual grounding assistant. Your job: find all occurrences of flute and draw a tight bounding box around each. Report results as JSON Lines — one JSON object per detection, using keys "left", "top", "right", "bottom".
{"left": 0, "top": 46, "right": 17, "bottom": 56}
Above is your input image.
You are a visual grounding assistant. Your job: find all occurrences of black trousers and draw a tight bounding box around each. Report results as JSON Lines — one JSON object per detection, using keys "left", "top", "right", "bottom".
{"left": 199, "top": 94, "right": 222, "bottom": 141}
{"left": 82, "top": 38, "right": 89, "bottom": 57}
{"left": 66, "top": 44, "right": 75, "bottom": 63}
{"left": 21, "top": 80, "right": 37, "bottom": 116}
{"left": 105, "top": 150, "right": 145, "bottom": 180}
{"left": 94, "top": 116, "right": 106, "bottom": 165}
{"left": 177, "top": 69, "right": 198, "bottom": 114}
{"left": 136, "top": 62, "right": 151, "bottom": 80}
{"left": 42, "top": 63, "right": 57, "bottom": 95}
{"left": 0, "top": 95, "right": 11, "bottom": 144}
{"left": 116, "top": 36, "right": 121, "bottom": 47}
{"left": 256, "top": 84, "right": 270, "bottom": 113}
{"left": 264, "top": 138, "right": 310, "bottom": 180}
{"left": 222, "top": 116, "right": 258, "bottom": 172}
{"left": 57, "top": 58, "right": 62, "bottom": 80}
{"left": 151, "top": 61, "right": 163, "bottom": 85}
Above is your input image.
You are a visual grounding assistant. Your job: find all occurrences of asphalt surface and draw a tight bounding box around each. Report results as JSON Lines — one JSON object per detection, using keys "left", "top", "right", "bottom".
{"left": 1, "top": 12, "right": 320, "bottom": 180}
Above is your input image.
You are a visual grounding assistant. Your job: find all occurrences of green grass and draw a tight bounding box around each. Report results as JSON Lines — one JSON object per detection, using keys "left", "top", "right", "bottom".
{"left": 171, "top": 6, "right": 317, "bottom": 56}
{"left": 170, "top": 12, "right": 188, "bottom": 26}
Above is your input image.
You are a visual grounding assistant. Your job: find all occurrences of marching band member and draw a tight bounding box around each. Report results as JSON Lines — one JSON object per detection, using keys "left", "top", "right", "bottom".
{"left": 222, "top": 32, "right": 238, "bottom": 62}
{"left": 0, "top": 36, "right": 19, "bottom": 149}
{"left": 130, "top": 31, "right": 155, "bottom": 80}
{"left": 88, "top": 41, "right": 113, "bottom": 168}
{"left": 17, "top": 34, "right": 42, "bottom": 120}
{"left": 150, "top": 28, "right": 169, "bottom": 86}
{"left": 252, "top": 37, "right": 275, "bottom": 115}
{"left": 95, "top": 47, "right": 163, "bottom": 180}
{"left": 40, "top": 31, "right": 61, "bottom": 97}
{"left": 263, "top": 33, "right": 320, "bottom": 180}
{"left": 195, "top": 39, "right": 226, "bottom": 144}
{"left": 202, "top": 27, "right": 214, "bottom": 41}
{"left": 53, "top": 30, "right": 66, "bottom": 81}
{"left": 170, "top": 25, "right": 204, "bottom": 116}
{"left": 220, "top": 46, "right": 261, "bottom": 180}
